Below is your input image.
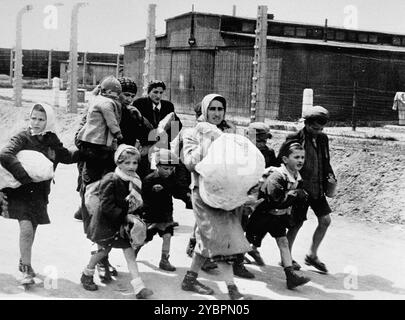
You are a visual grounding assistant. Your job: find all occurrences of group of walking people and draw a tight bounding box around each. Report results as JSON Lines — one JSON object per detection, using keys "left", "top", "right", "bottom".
{"left": 0, "top": 75, "right": 336, "bottom": 300}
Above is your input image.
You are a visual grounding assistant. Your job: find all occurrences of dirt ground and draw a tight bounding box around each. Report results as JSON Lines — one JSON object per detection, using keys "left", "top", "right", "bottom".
{"left": 0, "top": 90, "right": 404, "bottom": 301}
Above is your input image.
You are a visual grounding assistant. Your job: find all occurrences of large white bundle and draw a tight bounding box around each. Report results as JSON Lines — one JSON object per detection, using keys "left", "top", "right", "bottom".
{"left": 0, "top": 150, "right": 54, "bottom": 190}
{"left": 195, "top": 133, "right": 265, "bottom": 211}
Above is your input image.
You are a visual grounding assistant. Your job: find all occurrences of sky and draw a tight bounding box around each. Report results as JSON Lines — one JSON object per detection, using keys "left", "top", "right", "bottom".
{"left": 1, "top": 0, "right": 405, "bottom": 53}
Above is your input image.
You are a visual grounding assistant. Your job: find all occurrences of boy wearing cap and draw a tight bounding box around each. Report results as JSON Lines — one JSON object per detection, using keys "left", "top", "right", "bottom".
{"left": 139, "top": 149, "right": 187, "bottom": 272}
{"left": 247, "top": 122, "right": 277, "bottom": 168}
{"left": 280, "top": 106, "right": 336, "bottom": 273}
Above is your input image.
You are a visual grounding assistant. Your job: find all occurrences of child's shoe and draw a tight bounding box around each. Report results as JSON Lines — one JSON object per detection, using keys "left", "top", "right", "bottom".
{"left": 131, "top": 278, "right": 153, "bottom": 299}
{"left": 80, "top": 272, "right": 98, "bottom": 291}
{"left": 18, "top": 259, "right": 36, "bottom": 277}
{"left": 284, "top": 267, "right": 310, "bottom": 290}
{"left": 181, "top": 271, "right": 214, "bottom": 295}
{"left": 135, "top": 287, "right": 154, "bottom": 299}
{"left": 227, "top": 284, "right": 252, "bottom": 300}
{"left": 20, "top": 264, "right": 35, "bottom": 286}
{"left": 159, "top": 253, "right": 176, "bottom": 272}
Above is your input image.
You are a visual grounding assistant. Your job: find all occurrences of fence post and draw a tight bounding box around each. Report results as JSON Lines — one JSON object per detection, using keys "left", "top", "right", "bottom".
{"left": 9, "top": 48, "right": 14, "bottom": 85}
{"left": 352, "top": 81, "right": 357, "bottom": 131}
{"left": 302, "top": 88, "right": 313, "bottom": 118}
{"left": 14, "top": 5, "right": 33, "bottom": 108}
{"left": 82, "top": 51, "right": 87, "bottom": 86}
{"left": 116, "top": 53, "right": 120, "bottom": 78}
{"left": 52, "top": 77, "right": 60, "bottom": 108}
{"left": 143, "top": 4, "right": 156, "bottom": 96}
{"left": 250, "top": 5, "right": 268, "bottom": 123}
{"left": 47, "top": 49, "right": 53, "bottom": 86}
{"left": 67, "top": 2, "right": 87, "bottom": 113}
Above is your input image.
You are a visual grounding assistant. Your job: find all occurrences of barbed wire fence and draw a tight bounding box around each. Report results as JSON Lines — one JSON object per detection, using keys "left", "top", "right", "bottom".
{"left": 0, "top": 4, "right": 402, "bottom": 126}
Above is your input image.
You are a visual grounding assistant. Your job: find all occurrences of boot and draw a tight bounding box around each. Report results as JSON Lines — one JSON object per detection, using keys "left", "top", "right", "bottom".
{"left": 227, "top": 284, "right": 252, "bottom": 300}
{"left": 159, "top": 253, "right": 176, "bottom": 272}
{"left": 19, "top": 259, "right": 36, "bottom": 278}
{"left": 284, "top": 267, "right": 311, "bottom": 290}
{"left": 80, "top": 272, "right": 98, "bottom": 291}
{"left": 186, "top": 238, "right": 196, "bottom": 257}
{"left": 73, "top": 207, "right": 82, "bottom": 221}
{"left": 131, "top": 278, "right": 153, "bottom": 299}
{"left": 181, "top": 271, "right": 214, "bottom": 295}
{"left": 233, "top": 256, "right": 255, "bottom": 279}
{"left": 20, "top": 264, "right": 35, "bottom": 286}
{"left": 247, "top": 248, "right": 265, "bottom": 266}
{"left": 201, "top": 259, "right": 218, "bottom": 272}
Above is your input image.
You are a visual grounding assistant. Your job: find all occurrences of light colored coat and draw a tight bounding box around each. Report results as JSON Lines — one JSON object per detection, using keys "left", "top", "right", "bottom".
{"left": 77, "top": 95, "right": 122, "bottom": 147}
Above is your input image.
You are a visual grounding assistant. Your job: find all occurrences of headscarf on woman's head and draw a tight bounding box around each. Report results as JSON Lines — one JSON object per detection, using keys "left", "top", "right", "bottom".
{"left": 29, "top": 103, "right": 57, "bottom": 135}
{"left": 114, "top": 144, "right": 140, "bottom": 165}
{"left": 200, "top": 94, "right": 227, "bottom": 122}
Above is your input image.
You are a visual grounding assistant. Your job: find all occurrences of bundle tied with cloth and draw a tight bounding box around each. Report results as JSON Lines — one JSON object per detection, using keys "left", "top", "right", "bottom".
{"left": 194, "top": 123, "right": 265, "bottom": 211}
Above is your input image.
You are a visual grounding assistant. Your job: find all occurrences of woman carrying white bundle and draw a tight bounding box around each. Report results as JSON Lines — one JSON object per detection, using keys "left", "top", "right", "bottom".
{"left": 181, "top": 93, "right": 254, "bottom": 300}
{"left": 0, "top": 103, "right": 80, "bottom": 286}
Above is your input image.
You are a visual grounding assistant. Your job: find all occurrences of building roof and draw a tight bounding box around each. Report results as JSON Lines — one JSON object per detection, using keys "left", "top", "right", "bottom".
{"left": 60, "top": 61, "right": 122, "bottom": 66}
{"left": 121, "top": 34, "right": 167, "bottom": 47}
{"left": 221, "top": 31, "right": 405, "bottom": 53}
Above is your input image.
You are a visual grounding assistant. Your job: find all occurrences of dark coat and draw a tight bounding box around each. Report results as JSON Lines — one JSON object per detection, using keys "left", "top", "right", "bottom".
{"left": 119, "top": 104, "right": 154, "bottom": 147}
{"left": 142, "top": 170, "right": 189, "bottom": 223}
{"left": 281, "top": 128, "right": 335, "bottom": 198}
{"left": 0, "top": 129, "right": 79, "bottom": 225}
{"left": 85, "top": 172, "right": 133, "bottom": 247}
{"left": 132, "top": 97, "right": 183, "bottom": 144}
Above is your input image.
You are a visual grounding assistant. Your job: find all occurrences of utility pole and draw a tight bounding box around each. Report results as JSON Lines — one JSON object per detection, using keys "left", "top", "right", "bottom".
{"left": 14, "top": 4, "right": 33, "bottom": 107}
{"left": 67, "top": 2, "right": 87, "bottom": 113}
{"left": 250, "top": 5, "right": 268, "bottom": 122}
{"left": 143, "top": 4, "right": 156, "bottom": 96}
{"left": 352, "top": 81, "right": 358, "bottom": 131}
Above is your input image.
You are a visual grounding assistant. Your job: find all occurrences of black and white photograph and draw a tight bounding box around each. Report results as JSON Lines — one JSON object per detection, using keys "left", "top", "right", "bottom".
{"left": 0, "top": 0, "right": 404, "bottom": 309}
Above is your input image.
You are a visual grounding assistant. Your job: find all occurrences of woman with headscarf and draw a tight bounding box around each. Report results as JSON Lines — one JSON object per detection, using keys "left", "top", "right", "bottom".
{"left": 0, "top": 103, "right": 80, "bottom": 286}
{"left": 180, "top": 94, "right": 252, "bottom": 300}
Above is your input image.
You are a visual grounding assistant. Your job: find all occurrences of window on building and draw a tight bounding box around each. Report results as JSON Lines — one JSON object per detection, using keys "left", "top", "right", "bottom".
{"left": 242, "top": 22, "right": 255, "bottom": 33}
{"left": 347, "top": 32, "right": 357, "bottom": 42}
{"left": 402, "top": 37, "right": 405, "bottom": 46}
{"left": 269, "top": 24, "right": 283, "bottom": 36}
{"left": 335, "top": 31, "right": 345, "bottom": 41}
{"left": 283, "top": 26, "right": 295, "bottom": 36}
{"left": 358, "top": 33, "right": 368, "bottom": 43}
{"left": 392, "top": 36, "right": 401, "bottom": 46}
{"left": 296, "top": 27, "right": 307, "bottom": 37}
{"left": 327, "top": 30, "right": 335, "bottom": 40}
{"left": 312, "top": 28, "right": 323, "bottom": 39}
{"left": 369, "top": 34, "right": 378, "bottom": 43}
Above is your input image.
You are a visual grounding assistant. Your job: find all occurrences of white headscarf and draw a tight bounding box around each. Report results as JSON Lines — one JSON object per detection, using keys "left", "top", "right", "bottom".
{"left": 200, "top": 93, "right": 227, "bottom": 122}
{"left": 29, "top": 103, "right": 57, "bottom": 135}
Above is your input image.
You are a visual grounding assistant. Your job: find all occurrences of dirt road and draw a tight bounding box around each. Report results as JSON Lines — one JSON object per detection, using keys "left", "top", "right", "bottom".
{"left": 1, "top": 164, "right": 404, "bottom": 300}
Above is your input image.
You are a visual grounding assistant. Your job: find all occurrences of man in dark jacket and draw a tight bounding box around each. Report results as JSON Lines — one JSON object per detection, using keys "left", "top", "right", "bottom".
{"left": 280, "top": 106, "right": 336, "bottom": 273}
{"left": 132, "top": 80, "right": 182, "bottom": 179}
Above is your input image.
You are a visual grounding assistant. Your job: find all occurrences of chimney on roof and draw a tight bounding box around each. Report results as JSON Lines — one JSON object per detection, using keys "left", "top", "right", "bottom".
{"left": 232, "top": 5, "right": 236, "bottom": 16}
{"left": 267, "top": 14, "right": 274, "bottom": 20}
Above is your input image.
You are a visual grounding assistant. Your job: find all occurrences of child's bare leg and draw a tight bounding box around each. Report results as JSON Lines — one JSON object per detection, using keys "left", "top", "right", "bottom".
{"left": 123, "top": 247, "right": 153, "bottom": 298}
{"left": 19, "top": 220, "right": 36, "bottom": 265}
{"left": 276, "top": 236, "right": 292, "bottom": 268}
{"left": 218, "top": 261, "right": 251, "bottom": 300}
{"left": 160, "top": 233, "right": 176, "bottom": 271}
{"left": 123, "top": 247, "right": 140, "bottom": 279}
{"left": 87, "top": 247, "right": 111, "bottom": 270}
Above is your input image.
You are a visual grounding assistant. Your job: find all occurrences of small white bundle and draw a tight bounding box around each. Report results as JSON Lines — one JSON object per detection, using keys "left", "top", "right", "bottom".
{"left": 0, "top": 150, "right": 54, "bottom": 189}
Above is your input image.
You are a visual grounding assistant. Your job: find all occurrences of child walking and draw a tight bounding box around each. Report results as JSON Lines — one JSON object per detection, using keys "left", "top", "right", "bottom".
{"left": 0, "top": 103, "right": 80, "bottom": 286}
{"left": 246, "top": 141, "right": 311, "bottom": 290}
{"left": 139, "top": 148, "right": 185, "bottom": 272}
{"left": 81, "top": 144, "right": 153, "bottom": 299}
